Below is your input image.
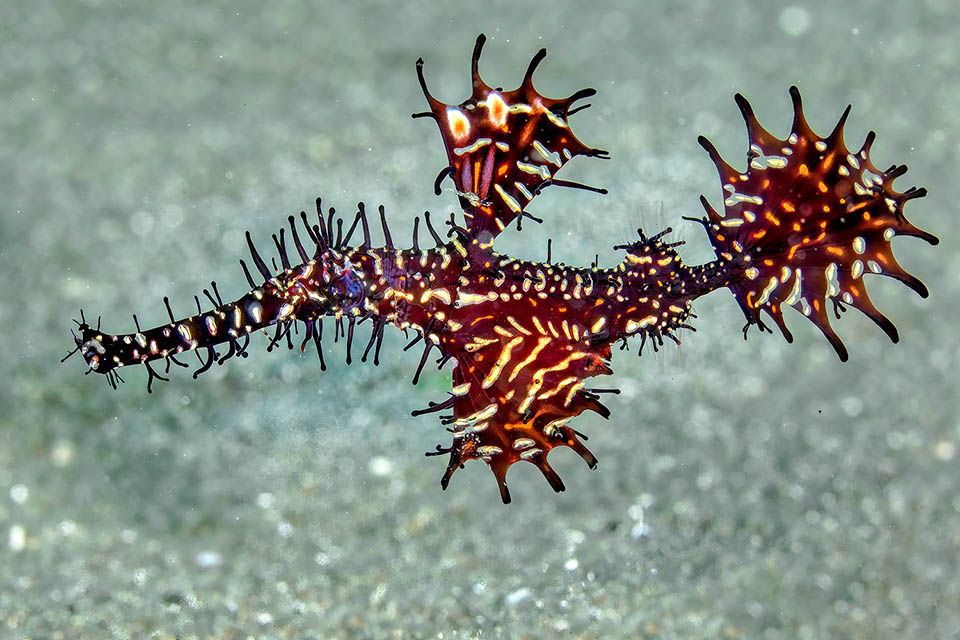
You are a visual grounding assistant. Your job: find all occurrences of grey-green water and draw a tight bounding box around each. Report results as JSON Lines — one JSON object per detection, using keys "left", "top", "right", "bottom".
{"left": 2, "top": 1, "right": 957, "bottom": 638}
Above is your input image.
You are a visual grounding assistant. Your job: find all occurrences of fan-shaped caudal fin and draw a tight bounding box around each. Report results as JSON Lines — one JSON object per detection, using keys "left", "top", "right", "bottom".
{"left": 696, "top": 86, "right": 938, "bottom": 360}
{"left": 414, "top": 34, "right": 609, "bottom": 240}
{"left": 425, "top": 329, "right": 612, "bottom": 503}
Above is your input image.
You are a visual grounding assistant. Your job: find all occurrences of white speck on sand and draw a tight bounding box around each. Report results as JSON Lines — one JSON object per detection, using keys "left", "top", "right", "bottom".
{"left": 780, "top": 6, "right": 811, "bottom": 36}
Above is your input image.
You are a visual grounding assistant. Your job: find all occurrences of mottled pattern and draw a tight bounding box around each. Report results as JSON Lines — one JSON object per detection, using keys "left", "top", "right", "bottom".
{"left": 415, "top": 34, "right": 609, "bottom": 237}
{"left": 70, "top": 36, "right": 935, "bottom": 506}
{"left": 697, "top": 87, "right": 938, "bottom": 360}
{"left": 6, "top": 3, "right": 958, "bottom": 638}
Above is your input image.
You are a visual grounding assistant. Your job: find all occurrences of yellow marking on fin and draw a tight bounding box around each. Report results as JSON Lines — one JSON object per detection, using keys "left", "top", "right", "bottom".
{"left": 507, "top": 316, "right": 532, "bottom": 335}
{"left": 531, "top": 316, "right": 547, "bottom": 335}
{"left": 494, "top": 183, "right": 522, "bottom": 213}
{"left": 482, "top": 337, "right": 524, "bottom": 389}
{"left": 538, "top": 376, "right": 578, "bottom": 401}
{"left": 508, "top": 336, "right": 552, "bottom": 383}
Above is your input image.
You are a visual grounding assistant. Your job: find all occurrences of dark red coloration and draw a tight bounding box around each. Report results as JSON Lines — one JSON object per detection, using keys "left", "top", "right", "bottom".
{"left": 415, "top": 34, "right": 609, "bottom": 239}
{"left": 696, "top": 87, "right": 939, "bottom": 360}
{"left": 67, "top": 36, "right": 937, "bottom": 503}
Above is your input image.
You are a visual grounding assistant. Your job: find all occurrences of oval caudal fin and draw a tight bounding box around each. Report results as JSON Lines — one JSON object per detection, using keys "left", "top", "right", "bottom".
{"left": 698, "top": 86, "right": 938, "bottom": 361}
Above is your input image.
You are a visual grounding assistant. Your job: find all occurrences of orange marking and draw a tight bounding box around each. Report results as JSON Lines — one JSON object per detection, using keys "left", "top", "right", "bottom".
{"left": 818, "top": 181, "right": 828, "bottom": 193}
{"left": 783, "top": 202, "right": 795, "bottom": 212}
{"left": 473, "top": 159, "right": 481, "bottom": 193}
{"left": 822, "top": 153, "right": 834, "bottom": 170}
{"left": 799, "top": 164, "right": 809, "bottom": 176}
{"left": 813, "top": 299, "right": 821, "bottom": 311}
{"left": 594, "top": 299, "right": 604, "bottom": 306}
{"left": 765, "top": 211, "right": 781, "bottom": 226}
{"left": 787, "top": 244, "right": 799, "bottom": 260}
{"left": 763, "top": 179, "right": 770, "bottom": 188}
{"left": 793, "top": 223, "right": 801, "bottom": 232}
{"left": 490, "top": 96, "right": 506, "bottom": 125}
{"left": 826, "top": 247, "right": 844, "bottom": 256}
{"left": 863, "top": 212, "right": 871, "bottom": 220}
{"left": 753, "top": 230, "right": 767, "bottom": 239}
{"left": 498, "top": 164, "right": 508, "bottom": 177}
{"left": 470, "top": 315, "right": 494, "bottom": 326}
{"left": 849, "top": 285, "right": 860, "bottom": 297}
{"left": 847, "top": 201, "right": 869, "bottom": 213}
{"left": 822, "top": 205, "right": 831, "bottom": 213}
{"left": 763, "top": 259, "right": 774, "bottom": 266}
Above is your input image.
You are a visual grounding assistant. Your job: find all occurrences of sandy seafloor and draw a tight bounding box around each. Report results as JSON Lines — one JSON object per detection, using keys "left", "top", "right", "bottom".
{"left": 2, "top": 1, "right": 958, "bottom": 638}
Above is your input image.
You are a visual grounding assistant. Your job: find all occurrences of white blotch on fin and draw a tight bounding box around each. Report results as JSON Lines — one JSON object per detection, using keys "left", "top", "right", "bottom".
{"left": 517, "top": 161, "right": 552, "bottom": 180}
{"left": 454, "top": 137, "right": 492, "bottom": 156}
{"left": 851, "top": 260, "right": 864, "bottom": 280}
{"left": 515, "top": 182, "right": 533, "bottom": 200}
{"left": 784, "top": 269, "right": 803, "bottom": 306}
{"left": 749, "top": 145, "right": 788, "bottom": 169}
{"left": 455, "top": 403, "right": 498, "bottom": 427}
{"left": 532, "top": 140, "right": 562, "bottom": 167}
{"left": 825, "top": 263, "right": 840, "bottom": 297}
{"left": 446, "top": 107, "right": 470, "bottom": 140}
{"left": 756, "top": 276, "right": 779, "bottom": 306}
{"left": 508, "top": 103, "right": 533, "bottom": 114}
{"left": 723, "top": 184, "right": 763, "bottom": 206}
{"left": 624, "top": 316, "right": 657, "bottom": 333}
{"left": 486, "top": 92, "right": 508, "bottom": 127}
{"left": 542, "top": 108, "right": 568, "bottom": 129}
{"left": 513, "top": 438, "right": 536, "bottom": 450}
{"left": 494, "top": 184, "right": 522, "bottom": 213}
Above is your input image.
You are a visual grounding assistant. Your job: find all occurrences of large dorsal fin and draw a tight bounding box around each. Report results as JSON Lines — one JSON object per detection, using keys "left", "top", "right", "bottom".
{"left": 414, "top": 34, "right": 609, "bottom": 240}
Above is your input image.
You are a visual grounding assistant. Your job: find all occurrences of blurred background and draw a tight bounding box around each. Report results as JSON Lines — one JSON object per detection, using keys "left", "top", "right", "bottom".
{"left": 1, "top": 1, "right": 957, "bottom": 637}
